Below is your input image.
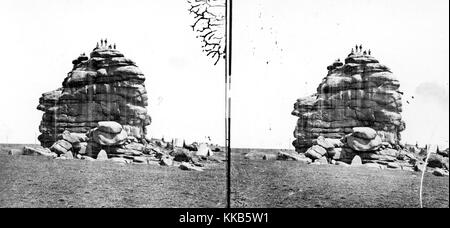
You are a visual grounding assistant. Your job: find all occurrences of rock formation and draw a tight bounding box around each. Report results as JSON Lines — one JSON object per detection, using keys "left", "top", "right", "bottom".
{"left": 37, "top": 44, "right": 151, "bottom": 148}
{"left": 292, "top": 47, "right": 405, "bottom": 153}
{"left": 284, "top": 47, "right": 446, "bottom": 173}
{"left": 32, "top": 42, "right": 223, "bottom": 171}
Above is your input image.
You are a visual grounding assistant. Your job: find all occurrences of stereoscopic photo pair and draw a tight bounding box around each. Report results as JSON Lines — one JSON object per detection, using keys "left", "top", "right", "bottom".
{"left": 0, "top": 0, "right": 448, "bottom": 209}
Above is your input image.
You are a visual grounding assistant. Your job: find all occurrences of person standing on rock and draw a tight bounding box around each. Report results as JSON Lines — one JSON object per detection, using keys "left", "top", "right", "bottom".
{"left": 368, "top": 49, "right": 371, "bottom": 55}
{"left": 355, "top": 45, "right": 359, "bottom": 53}
{"left": 113, "top": 43, "right": 116, "bottom": 49}
{"left": 359, "top": 44, "right": 362, "bottom": 52}
{"left": 105, "top": 39, "right": 108, "bottom": 47}
{"left": 101, "top": 39, "right": 104, "bottom": 47}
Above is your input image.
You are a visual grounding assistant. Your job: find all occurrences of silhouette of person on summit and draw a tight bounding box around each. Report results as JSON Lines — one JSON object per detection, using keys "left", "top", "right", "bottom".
{"left": 101, "top": 39, "right": 104, "bottom": 47}
{"left": 355, "top": 45, "right": 359, "bottom": 52}
{"left": 105, "top": 39, "right": 108, "bottom": 46}
{"left": 368, "top": 49, "right": 371, "bottom": 55}
{"left": 113, "top": 43, "right": 116, "bottom": 49}
{"left": 359, "top": 44, "right": 362, "bottom": 51}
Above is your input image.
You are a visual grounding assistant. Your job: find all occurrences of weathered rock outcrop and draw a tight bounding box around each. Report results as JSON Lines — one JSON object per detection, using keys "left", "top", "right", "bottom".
{"left": 37, "top": 44, "right": 151, "bottom": 147}
{"left": 292, "top": 48, "right": 405, "bottom": 152}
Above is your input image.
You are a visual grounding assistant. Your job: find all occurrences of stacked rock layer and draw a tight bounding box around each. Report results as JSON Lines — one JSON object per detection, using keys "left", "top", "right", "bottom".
{"left": 292, "top": 49, "right": 405, "bottom": 153}
{"left": 37, "top": 46, "right": 151, "bottom": 148}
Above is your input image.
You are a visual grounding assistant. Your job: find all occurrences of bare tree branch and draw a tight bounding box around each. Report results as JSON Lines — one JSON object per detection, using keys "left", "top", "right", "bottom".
{"left": 187, "top": 0, "right": 225, "bottom": 65}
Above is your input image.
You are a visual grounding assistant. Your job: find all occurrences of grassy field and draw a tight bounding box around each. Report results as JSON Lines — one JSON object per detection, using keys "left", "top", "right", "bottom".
{"left": 230, "top": 148, "right": 449, "bottom": 208}
{"left": 0, "top": 144, "right": 226, "bottom": 208}
{"left": 0, "top": 145, "right": 448, "bottom": 208}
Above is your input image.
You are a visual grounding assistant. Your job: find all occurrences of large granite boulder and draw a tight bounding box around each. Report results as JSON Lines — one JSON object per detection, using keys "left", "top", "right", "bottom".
{"left": 37, "top": 44, "right": 151, "bottom": 148}
{"left": 292, "top": 48, "right": 404, "bottom": 153}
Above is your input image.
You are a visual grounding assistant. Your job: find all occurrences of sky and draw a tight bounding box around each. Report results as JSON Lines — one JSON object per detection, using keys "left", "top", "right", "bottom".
{"left": 0, "top": 0, "right": 448, "bottom": 149}
{"left": 233, "top": 0, "right": 449, "bottom": 149}
{"left": 0, "top": 0, "right": 225, "bottom": 146}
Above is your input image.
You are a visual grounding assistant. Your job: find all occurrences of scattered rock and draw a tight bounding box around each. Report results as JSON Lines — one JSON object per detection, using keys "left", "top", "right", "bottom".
{"left": 433, "top": 168, "right": 448, "bottom": 177}
{"left": 179, "top": 162, "right": 204, "bottom": 171}
{"left": 352, "top": 127, "right": 377, "bottom": 140}
{"left": 315, "top": 136, "right": 344, "bottom": 149}
{"left": 97, "top": 121, "right": 123, "bottom": 134}
{"left": 305, "top": 145, "right": 327, "bottom": 160}
{"left": 427, "top": 154, "right": 445, "bottom": 168}
{"left": 160, "top": 156, "right": 174, "bottom": 166}
{"left": 195, "top": 143, "right": 213, "bottom": 157}
{"left": 9, "top": 149, "right": 23, "bottom": 156}
{"left": 133, "top": 156, "right": 148, "bottom": 164}
{"left": 346, "top": 135, "right": 382, "bottom": 152}
{"left": 387, "top": 162, "right": 401, "bottom": 169}
{"left": 315, "top": 156, "right": 329, "bottom": 165}
{"left": 96, "top": 150, "right": 108, "bottom": 160}
{"left": 81, "top": 156, "right": 95, "bottom": 161}
{"left": 351, "top": 155, "right": 362, "bottom": 166}
{"left": 263, "top": 154, "right": 278, "bottom": 161}
{"left": 23, "top": 146, "right": 57, "bottom": 157}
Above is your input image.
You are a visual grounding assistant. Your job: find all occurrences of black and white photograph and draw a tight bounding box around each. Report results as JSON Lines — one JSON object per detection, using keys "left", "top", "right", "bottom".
{"left": 0, "top": 0, "right": 448, "bottom": 212}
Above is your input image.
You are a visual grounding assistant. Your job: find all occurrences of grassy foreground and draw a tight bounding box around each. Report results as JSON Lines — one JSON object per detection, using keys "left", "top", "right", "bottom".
{"left": 1, "top": 145, "right": 448, "bottom": 208}
{"left": 230, "top": 149, "right": 449, "bottom": 208}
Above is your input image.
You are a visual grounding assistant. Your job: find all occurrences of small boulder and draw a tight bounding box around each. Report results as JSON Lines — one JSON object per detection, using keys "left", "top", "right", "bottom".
{"left": 160, "top": 156, "right": 174, "bottom": 166}
{"left": 92, "top": 129, "right": 128, "bottom": 146}
{"left": 9, "top": 149, "right": 23, "bottom": 156}
{"left": 346, "top": 135, "right": 382, "bottom": 152}
{"left": 97, "top": 121, "right": 123, "bottom": 134}
{"left": 263, "top": 154, "right": 278, "bottom": 161}
{"left": 195, "top": 143, "right": 213, "bottom": 157}
{"left": 315, "top": 136, "right": 344, "bottom": 149}
{"left": 387, "top": 162, "right": 401, "bottom": 169}
{"left": 315, "top": 156, "right": 329, "bottom": 165}
{"left": 351, "top": 155, "right": 362, "bottom": 166}
{"left": 414, "top": 162, "right": 426, "bottom": 172}
{"left": 179, "top": 162, "right": 204, "bottom": 171}
{"left": 133, "top": 156, "right": 148, "bottom": 164}
{"left": 81, "top": 155, "right": 95, "bottom": 161}
{"left": 433, "top": 168, "right": 448, "bottom": 177}
{"left": 352, "top": 127, "right": 377, "bottom": 140}
{"left": 305, "top": 145, "right": 327, "bottom": 160}
{"left": 427, "top": 154, "right": 445, "bottom": 168}
{"left": 378, "top": 148, "right": 399, "bottom": 157}
{"left": 96, "top": 150, "right": 108, "bottom": 161}
{"left": 23, "top": 146, "right": 57, "bottom": 157}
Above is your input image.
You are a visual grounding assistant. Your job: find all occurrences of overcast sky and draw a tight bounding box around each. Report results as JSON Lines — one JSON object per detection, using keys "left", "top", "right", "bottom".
{"left": 0, "top": 0, "right": 448, "bottom": 149}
